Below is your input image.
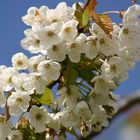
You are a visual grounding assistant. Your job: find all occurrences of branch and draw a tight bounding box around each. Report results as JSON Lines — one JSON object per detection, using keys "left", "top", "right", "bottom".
{"left": 78, "top": 91, "right": 140, "bottom": 140}
{"left": 101, "top": 11, "right": 120, "bottom": 15}
{"left": 5, "top": 100, "right": 10, "bottom": 121}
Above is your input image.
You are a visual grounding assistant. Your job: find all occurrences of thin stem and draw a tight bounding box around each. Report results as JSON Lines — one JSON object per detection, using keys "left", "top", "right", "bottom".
{"left": 101, "top": 11, "right": 120, "bottom": 15}
{"left": 5, "top": 101, "right": 10, "bottom": 121}
{"left": 17, "top": 112, "right": 24, "bottom": 123}
{"left": 76, "top": 81, "right": 91, "bottom": 92}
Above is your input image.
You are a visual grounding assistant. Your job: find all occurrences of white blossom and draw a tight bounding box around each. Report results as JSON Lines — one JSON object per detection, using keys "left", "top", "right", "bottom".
{"left": 12, "top": 53, "right": 29, "bottom": 70}
{"left": 57, "top": 85, "right": 81, "bottom": 110}
{"left": 66, "top": 33, "right": 86, "bottom": 63}
{"left": 123, "top": 4, "right": 140, "bottom": 24}
{"left": 0, "top": 67, "right": 18, "bottom": 92}
{"left": 36, "top": 22, "right": 62, "bottom": 49}
{"left": 60, "top": 109, "right": 81, "bottom": 128}
{"left": 28, "top": 55, "right": 45, "bottom": 72}
{"left": 29, "top": 105, "right": 49, "bottom": 132}
{"left": 59, "top": 19, "right": 78, "bottom": 43}
{"left": 21, "top": 29, "right": 44, "bottom": 54}
{"left": 101, "top": 56, "right": 128, "bottom": 82}
{"left": 119, "top": 23, "right": 140, "bottom": 49}
{"left": 85, "top": 36, "right": 98, "bottom": 60}
{"left": 75, "top": 100, "right": 92, "bottom": 122}
{"left": 7, "top": 91, "right": 31, "bottom": 116}
{"left": 37, "top": 60, "right": 61, "bottom": 81}
{"left": 47, "top": 113, "right": 61, "bottom": 130}
{"left": 47, "top": 42, "right": 67, "bottom": 62}
{"left": 46, "top": 2, "right": 74, "bottom": 24}
{"left": 96, "top": 34, "right": 119, "bottom": 56}
{"left": 8, "top": 130, "right": 23, "bottom": 140}
{"left": 23, "top": 72, "right": 47, "bottom": 94}
{"left": 0, "top": 65, "right": 7, "bottom": 74}
{"left": 0, "top": 121, "right": 12, "bottom": 140}
{"left": 22, "top": 6, "right": 49, "bottom": 27}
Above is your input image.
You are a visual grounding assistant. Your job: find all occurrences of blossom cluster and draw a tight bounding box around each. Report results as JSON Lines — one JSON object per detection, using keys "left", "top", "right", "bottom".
{"left": 0, "top": 2, "right": 140, "bottom": 140}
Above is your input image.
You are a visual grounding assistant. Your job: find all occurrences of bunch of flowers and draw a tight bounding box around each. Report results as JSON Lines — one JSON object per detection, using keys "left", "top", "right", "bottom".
{"left": 0, "top": 1, "right": 140, "bottom": 139}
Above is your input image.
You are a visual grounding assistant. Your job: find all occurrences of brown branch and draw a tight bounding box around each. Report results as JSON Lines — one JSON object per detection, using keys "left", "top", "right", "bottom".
{"left": 5, "top": 101, "right": 10, "bottom": 121}
{"left": 78, "top": 91, "right": 140, "bottom": 140}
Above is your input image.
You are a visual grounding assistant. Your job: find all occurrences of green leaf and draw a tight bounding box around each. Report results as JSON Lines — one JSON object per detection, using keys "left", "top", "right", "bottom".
{"left": 67, "top": 64, "right": 78, "bottom": 85}
{"left": 21, "top": 126, "right": 36, "bottom": 140}
{"left": 74, "top": 3, "right": 83, "bottom": 27}
{"left": 75, "top": 2, "right": 83, "bottom": 13}
{"left": 82, "top": 9, "right": 90, "bottom": 27}
{"left": 39, "top": 88, "right": 54, "bottom": 106}
{"left": 78, "top": 64, "right": 96, "bottom": 81}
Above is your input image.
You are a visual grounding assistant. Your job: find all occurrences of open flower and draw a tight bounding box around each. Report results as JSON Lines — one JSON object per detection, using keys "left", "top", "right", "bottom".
{"left": 59, "top": 19, "right": 78, "bottom": 43}
{"left": 37, "top": 60, "right": 61, "bottom": 81}
{"left": 12, "top": 53, "right": 29, "bottom": 70}
{"left": 85, "top": 36, "right": 98, "bottom": 60}
{"left": 22, "top": 6, "right": 49, "bottom": 27}
{"left": 47, "top": 42, "right": 67, "bottom": 62}
{"left": 29, "top": 105, "right": 49, "bottom": 132}
{"left": 28, "top": 55, "right": 45, "bottom": 72}
{"left": 101, "top": 56, "right": 128, "bottom": 82}
{"left": 36, "top": 22, "right": 62, "bottom": 49}
{"left": 21, "top": 29, "right": 44, "bottom": 54}
{"left": 0, "top": 67, "right": 18, "bottom": 92}
{"left": 66, "top": 33, "right": 86, "bottom": 63}
{"left": 8, "top": 130, "right": 23, "bottom": 140}
{"left": 7, "top": 91, "right": 31, "bottom": 116}
{"left": 75, "top": 100, "right": 92, "bottom": 122}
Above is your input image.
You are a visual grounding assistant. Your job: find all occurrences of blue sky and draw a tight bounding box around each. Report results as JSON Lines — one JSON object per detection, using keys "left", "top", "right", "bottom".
{"left": 0, "top": 0, "right": 140, "bottom": 140}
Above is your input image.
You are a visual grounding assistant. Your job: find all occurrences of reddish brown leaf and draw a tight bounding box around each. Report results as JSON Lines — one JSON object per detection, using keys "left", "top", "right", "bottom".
{"left": 84, "top": 0, "right": 113, "bottom": 36}
{"left": 82, "top": 0, "right": 97, "bottom": 27}
{"left": 85, "top": 0, "right": 97, "bottom": 11}
{"left": 92, "top": 13, "right": 113, "bottom": 36}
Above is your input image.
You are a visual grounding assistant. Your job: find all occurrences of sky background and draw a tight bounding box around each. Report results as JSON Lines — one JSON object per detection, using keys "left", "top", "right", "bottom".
{"left": 0, "top": 0, "right": 140, "bottom": 140}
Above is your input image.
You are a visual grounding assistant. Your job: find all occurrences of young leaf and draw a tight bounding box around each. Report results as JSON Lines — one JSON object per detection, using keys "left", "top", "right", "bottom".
{"left": 39, "top": 88, "right": 54, "bottom": 106}
{"left": 74, "top": 3, "right": 83, "bottom": 28}
{"left": 21, "top": 126, "right": 36, "bottom": 140}
{"left": 82, "top": 9, "right": 90, "bottom": 27}
{"left": 75, "top": 2, "right": 83, "bottom": 13}
{"left": 82, "top": 0, "right": 97, "bottom": 27}
{"left": 96, "top": 14, "right": 113, "bottom": 36}
{"left": 66, "top": 64, "right": 78, "bottom": 85}
{"left": 84, "top": 0, "right": 113, "bottom": 36}
{"left": 78, "top": 64, "right": 96, "bottom": 82}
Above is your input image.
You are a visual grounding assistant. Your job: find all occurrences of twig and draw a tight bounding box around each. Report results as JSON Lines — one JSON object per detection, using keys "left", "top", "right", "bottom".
{"left": 5, "top": 101, "right": 10, "bottom": 121}
{"left": 78, "top": 91, "right": 140, "bottom": 140}
{"left": 101, "top": 11, "right": 120, "bottom": 15}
